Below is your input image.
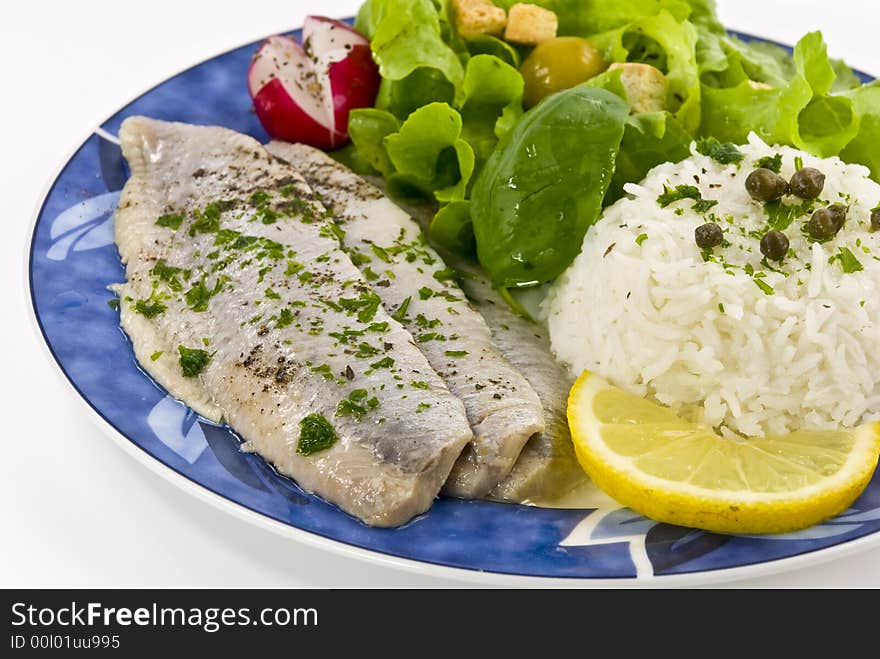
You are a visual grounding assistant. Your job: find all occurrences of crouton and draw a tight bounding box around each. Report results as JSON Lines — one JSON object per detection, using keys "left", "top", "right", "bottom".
{"left": 504, "top": 3, "right": 558, "bottom": 45}
{"left": 453, "top": 0, "right": 507, "bottom": 40}
{"left": 609, "top": 62, "right": 668, "bottom": 114}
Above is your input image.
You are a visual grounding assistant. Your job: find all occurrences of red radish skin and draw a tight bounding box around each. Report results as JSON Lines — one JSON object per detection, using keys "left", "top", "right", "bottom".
{"left": 328, "top": 44, "right": 380, "bottom": 135}
{"left": 248, "top": 17, "right": 379, "bottom": 150}
{"left": 252, "top": 77, "right": 346, "bottom": 150}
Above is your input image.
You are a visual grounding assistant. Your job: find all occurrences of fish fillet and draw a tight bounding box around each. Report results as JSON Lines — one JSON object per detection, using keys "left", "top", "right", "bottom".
{"left": 463, "top": 277, "right": 588, "bottom": 503}
{"left": 267, "top": 142, "right": 545, "bottom": 498}
{"left": 113, "top": 116, "right": 473, "bottom": 527}
{"left": 383, "top": 196, "right": 588, "bottom": 503}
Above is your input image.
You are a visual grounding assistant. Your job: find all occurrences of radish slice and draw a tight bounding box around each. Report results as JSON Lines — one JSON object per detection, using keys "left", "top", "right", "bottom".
{"left": 248, "top": 17, "right": 379, "bottom": 150}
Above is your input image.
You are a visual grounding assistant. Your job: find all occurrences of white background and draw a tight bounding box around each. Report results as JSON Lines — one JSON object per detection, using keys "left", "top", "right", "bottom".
{"left": 3, "top": 0, "right": 879, "bottom": 587}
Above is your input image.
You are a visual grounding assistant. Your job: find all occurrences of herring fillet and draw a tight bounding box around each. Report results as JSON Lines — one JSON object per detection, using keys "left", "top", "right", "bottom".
{"left": 388, "top": 198, "right": 588, "bottom": 503}
{"left": 267, "top": 141, "right": 545, "bottom": 498}
{"left": 463, "top": 276, "right": 589, "bottom": 503}
{"left": 113, "top": 116, "right": 472, "bottom": 527}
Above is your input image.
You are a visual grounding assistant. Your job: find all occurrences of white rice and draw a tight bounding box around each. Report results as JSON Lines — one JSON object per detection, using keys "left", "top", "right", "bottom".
{"left": 545, "top": 133, "right": 880, "bottom": 437}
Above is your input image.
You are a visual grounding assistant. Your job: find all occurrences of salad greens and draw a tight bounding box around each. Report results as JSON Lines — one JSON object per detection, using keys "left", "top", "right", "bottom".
{"left": 840, "top": 82, "right": 880, "bottom": 179}
{"left": 609, "top": 111, "right": 693, "bottom": 203}
{"left": 589, "top": 9, "right": 701, "bottom": 133}
{"left": 383, "top": 102, "right": 475, "bottom": 203}
{"left": 492, "top": 0, "right": 695, "bottom": 35}
{"left": 585, "top": 69, "right": 692, "bottom": 201}
{"left": 355, "top": 0, "right": 464, "bottom": 95}
{"left": 472, "top": 87, "right": 629, "bottom": 287}
{"left": 699, "top": 31, "right": 862, "bottom": 157}
{"left": 348, "top": 0, "right": 880, "bottom": 290}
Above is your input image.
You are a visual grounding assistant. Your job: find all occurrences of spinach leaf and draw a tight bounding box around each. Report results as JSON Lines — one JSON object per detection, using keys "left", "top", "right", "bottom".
{"left": 471, "top": 86, "right": 629, "bottom": 287}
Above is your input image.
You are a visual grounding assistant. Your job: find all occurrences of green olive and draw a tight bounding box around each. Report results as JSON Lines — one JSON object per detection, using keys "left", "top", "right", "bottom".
{"left": 520, "top": 37, "right": 606, "bottom": 108}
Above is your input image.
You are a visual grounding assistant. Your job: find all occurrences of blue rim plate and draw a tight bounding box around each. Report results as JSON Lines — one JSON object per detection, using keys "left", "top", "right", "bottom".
{"left": 27, "top": 23, "right": 880, "bottom": 585}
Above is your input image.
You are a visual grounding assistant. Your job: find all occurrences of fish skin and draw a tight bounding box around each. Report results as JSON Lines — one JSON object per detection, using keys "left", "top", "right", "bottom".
{"left": 113, "top": 117, "right": 473, "bottom": 527}
{"left": 267, "top": 141, "right": 545, "bottom": 498}
{"left": 463, "top": 276, "right": 588, "bottom": 503}
{"left": 382, "top": 196, "right": 589, "bottom": 503}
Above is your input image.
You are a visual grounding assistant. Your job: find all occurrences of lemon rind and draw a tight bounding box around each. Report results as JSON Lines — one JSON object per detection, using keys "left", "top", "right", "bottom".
{"left": 567, "top": 371, "right": 880, "bottom": 534}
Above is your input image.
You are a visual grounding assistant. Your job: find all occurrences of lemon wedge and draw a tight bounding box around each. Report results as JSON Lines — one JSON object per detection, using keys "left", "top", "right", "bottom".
{"left": 567, "top": 371, "right": 880, "bottom": 534}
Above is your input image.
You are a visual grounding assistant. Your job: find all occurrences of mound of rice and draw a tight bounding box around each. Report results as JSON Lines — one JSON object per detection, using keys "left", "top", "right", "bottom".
{"left": 545, "top": 134, "right": 880, "bottom": 437}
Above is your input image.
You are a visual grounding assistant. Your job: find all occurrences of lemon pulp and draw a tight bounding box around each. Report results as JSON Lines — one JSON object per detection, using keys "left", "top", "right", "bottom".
{"left": 567, "top": 371, "right": 880, "bottom": 534}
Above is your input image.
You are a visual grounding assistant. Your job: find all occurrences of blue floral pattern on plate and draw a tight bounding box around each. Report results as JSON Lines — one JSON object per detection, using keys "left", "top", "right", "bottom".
{"left": 27, "top": 25, "right": 880, "bottom": 580}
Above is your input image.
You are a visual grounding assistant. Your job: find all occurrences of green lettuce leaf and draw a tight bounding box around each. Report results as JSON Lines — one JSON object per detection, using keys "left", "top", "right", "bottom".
{"left": 683, "top": 0, "right": 724, "bottom": 33}
{"left": 348, "top": 109, "right": 401, "bottom": 177}
{"left": 435, "top": 0, "right": 471, "bottom": 57}
{"left": 382, "top": 67, "right": 456, "bottom": 120}
{"left": 693, "top": 29, "right": 731, "bottom": 83}
{"left": 699, "top": 35, "right": 795, "bottom": 89}
{"left": 830, "top": 60, "right": 862, "bottom": 93}
{"left": 329, "top": 144, "right": 379, "bottom": 177}
{"left": 457, "top": 55, "right": 525, "bottom": 161}
{"left": 841, "top": 82, "right": 880, "bottom": 180}
{"left": 350, "top": 57, "right": 521, "bottom": 210}
{"left": 591, "top": 10, "right": 701, "bottom": 133}
{"left": 350, "top": 4, "right": 521, "bottom": 210}
{"left": 384, "top": 103, "right": 475, "bottom": 203}
{"left": 699, "top": 31, "right": 860, "bottom": 158}
{"left": 797, "top": 31, "right": 836, "bottom": 94}
{"left": 611, "top": 112, "right": 693, "bottom": 202}
{"left": 492, "top": 0, "right": 692, "bottom": 35}
{"left": 429, "top": 201, "right": 475, "bottom": 257}
{"left": 464, "top": 35, "right": 521, "bottom": 68}
{"left": 798, "top": 95, "right": 859, "bottom": 155}
{"left": 356, "top": 0, "right": 465, "bottom": 92}
{"left": 695, "top": 28, "right": 857, "bottom": 93}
